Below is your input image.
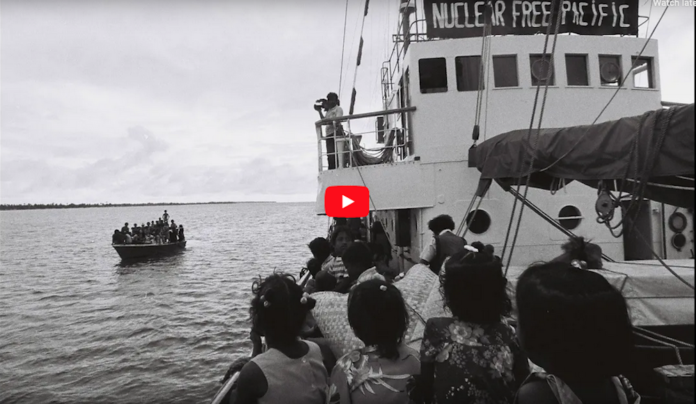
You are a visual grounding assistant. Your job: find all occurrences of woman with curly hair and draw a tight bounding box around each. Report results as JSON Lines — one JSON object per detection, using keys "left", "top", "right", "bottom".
{"left": 414, "top": 242, "right": 530, "bottom": 404}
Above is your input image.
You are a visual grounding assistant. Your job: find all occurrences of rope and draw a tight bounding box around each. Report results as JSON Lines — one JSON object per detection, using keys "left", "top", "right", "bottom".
{"left": 338, "top": 0, "right": 350, "bottom": 99}
{"left": 537, "top": 5, "right": 670, "bottom": 175}
{"left": 472, "top": 2, "right": 492, "bottom": 143}
{"left": 461, "top": 196, "right": 484, "bottom": 241}
{"left": 630, "top": 211, "right": 695, "bottom": 291}
{"left": 503, "top": 0, "right": 563, "bottom": 275}
{"left": 456, "top": 197, "right": 479, "bottom": 235}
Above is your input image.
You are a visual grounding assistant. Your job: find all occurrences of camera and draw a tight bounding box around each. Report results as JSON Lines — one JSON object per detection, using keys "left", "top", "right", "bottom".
{"left": 313, "top": 98, "right": 327, "bottom": 111}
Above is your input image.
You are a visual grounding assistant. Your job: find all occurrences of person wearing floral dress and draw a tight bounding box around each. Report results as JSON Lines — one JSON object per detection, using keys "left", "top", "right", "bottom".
{"left": 514, "top": 262, "right": 640, "bottom": 404}
{"left": 414, "top": 242, "right": 529, "bottom": 404}
{"left": 328, "top": 279, "right": 420, "bottom": 404}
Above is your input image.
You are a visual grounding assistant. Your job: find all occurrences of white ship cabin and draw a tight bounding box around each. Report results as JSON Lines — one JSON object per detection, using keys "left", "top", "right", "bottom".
{"left": 313, "top": 0, "right": 693, "bottom": 271}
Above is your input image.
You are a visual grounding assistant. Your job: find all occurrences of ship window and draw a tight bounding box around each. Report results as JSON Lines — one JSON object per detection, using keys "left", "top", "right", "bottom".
{"left": 465, "top": 209, "right": 491, "bottom": 234}
{"left": 455, "top": 56, "right": 483, "bottom": 92}
{"left": 566, "top": 54, "right": 589, "bottom": 86}
{"left": 558, "top": 205, "right": 583, "bottom": 230}
{"left": 632, "top": 57, "right": 654, "bottom": 89}
{"left": 493, "top": 55, "right": 519, "bottom": 87}
{"left": 419, "top": 58, "right": 448, "bottom": 93}
{"left": 599, "top": 55, "right": 622, "bottom": 86}
{"left": 529, "top": 54, "right": 555, "bottom": 86}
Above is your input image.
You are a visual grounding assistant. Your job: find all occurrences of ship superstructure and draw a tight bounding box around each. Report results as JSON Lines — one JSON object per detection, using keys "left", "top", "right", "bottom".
{"left": 313, "top": 0, "right": 693, "bottom": 270}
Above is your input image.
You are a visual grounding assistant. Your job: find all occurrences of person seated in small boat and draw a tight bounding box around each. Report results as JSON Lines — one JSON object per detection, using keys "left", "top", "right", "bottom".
{"left": 328, "top": 279, "right": 420, "bottom": 404}
{"left": 550, "top": 236, "right": 603, "bottom": 269}
{"left": 334, "top": 241, "right": 385, "bottom": 293}
{"left": 412, "top": 242, "right": 530, "bottom": 404}
{"left": 322, "top": 226, "right": 353, "bottom": 280}
{"left": 178, "top": 225, "right": 185, "bottom": 241}
{"left": 121, "top": 222, "right": 130, "bottom": 235}
{"left": 229, "top": 273, "right": 333, "bottom": 404}
{"left": 513, "top": 262, "right": 639, "bottom": 404}
{"left": 419, "top": 214, "right": 468, "bottom": 275}
{"left": 112, "top": 229, "right": 126, "bottom": 245}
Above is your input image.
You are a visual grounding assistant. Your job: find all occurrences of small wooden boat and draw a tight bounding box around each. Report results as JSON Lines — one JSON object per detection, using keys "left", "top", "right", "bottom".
{"left": 112, "top": 240, "right": 186, "bottom": 259}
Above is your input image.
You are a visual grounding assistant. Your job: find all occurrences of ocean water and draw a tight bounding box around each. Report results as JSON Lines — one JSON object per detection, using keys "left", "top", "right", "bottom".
{"left": 0, "top": 203, "right": 327, "bottom": 404}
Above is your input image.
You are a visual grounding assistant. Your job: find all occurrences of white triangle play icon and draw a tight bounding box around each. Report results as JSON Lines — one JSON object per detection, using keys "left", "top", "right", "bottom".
{"left": 342, "top": 195, "right": 354, "bottom": 208}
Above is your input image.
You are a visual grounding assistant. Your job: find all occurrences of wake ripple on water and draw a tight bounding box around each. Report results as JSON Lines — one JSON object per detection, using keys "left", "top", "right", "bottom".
{"left": 0, "top": 203, "right": 326, "bottom": 403}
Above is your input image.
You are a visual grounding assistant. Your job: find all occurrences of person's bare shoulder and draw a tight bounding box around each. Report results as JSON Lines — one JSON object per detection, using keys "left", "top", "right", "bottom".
{"left": 516, "top": 380, "right": 557, "bottom": 404}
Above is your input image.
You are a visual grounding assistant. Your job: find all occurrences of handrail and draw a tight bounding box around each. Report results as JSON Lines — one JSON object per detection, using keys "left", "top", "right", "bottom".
{"left": 315, "top": 106, "right": 416, "bottom": 127}
{"left": 662, "top": 101, "right": 687, "bottom": 107}
{"left": 210, "top": 270, "right": 313, "bottom": 404}
{"left": 211, "top": 369, "right": 241, "bottom": 404}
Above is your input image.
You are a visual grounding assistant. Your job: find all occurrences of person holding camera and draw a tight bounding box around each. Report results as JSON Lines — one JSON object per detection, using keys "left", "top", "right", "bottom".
{"left": 314, "top": 92, "right": 344, "bottom": 170}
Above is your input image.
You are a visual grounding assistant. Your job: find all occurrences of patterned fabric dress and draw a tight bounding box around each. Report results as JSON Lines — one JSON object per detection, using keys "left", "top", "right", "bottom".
{"left": 328, "top": 344, "right": 420, "bottom": 404}
{"left": 420, "top": 318, "right": 530, "bottom": 404}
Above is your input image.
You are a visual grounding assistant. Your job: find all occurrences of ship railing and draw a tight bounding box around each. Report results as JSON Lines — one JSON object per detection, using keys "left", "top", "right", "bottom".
{"left": 314, "top": 106, "right": 416, "bottom": 172}
{"left": 211, "top": 271, "right": 313, "bottom": 404}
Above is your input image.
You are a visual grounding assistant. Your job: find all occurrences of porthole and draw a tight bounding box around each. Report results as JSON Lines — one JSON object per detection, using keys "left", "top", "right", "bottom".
{"left": 465, "top": 209, "right": 491, "bottom": 234}
{"left": 671, "top": 233, "right": 687, "bottom": 251}
{"left": 668, "top": 212, "right": 687, "bottom": 233}
{"left": 558, "top": 205, "right": 582, "bottom": 230}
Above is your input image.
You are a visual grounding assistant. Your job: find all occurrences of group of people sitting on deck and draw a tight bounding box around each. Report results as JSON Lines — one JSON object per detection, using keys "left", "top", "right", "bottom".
{"left": 111, "top": 209, "right": 185, "bottom": 245}
{"left": 220, "top": 212, "right": 633, "bottom": 404}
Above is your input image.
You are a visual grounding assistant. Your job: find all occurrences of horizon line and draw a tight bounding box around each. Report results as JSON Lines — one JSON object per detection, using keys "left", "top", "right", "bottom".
{"left": 0, "top": 200, "right": 315, "bottom": 211}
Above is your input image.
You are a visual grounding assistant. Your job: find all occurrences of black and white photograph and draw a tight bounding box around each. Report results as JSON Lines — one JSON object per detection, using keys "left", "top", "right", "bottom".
{"left": 1, "top": 0, "right": 693, "bottom": 403}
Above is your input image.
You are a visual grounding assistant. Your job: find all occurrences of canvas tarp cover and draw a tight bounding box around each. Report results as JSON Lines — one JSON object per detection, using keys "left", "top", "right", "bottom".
{"left": 472, "top": 104, "right": 695, "bottom": 208}
{"left": 505, "top": 260, "right": 695, "bottom": 326}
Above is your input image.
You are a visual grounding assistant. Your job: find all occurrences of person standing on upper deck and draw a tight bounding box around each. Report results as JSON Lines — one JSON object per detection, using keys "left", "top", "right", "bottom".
{"left": 315, "top": 92, "right": 344, "bottom": 170}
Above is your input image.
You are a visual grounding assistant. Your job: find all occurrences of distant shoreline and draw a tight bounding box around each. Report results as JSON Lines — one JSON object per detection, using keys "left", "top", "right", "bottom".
{"left": 0, "top": 201, "right": 279, "bottom": 211}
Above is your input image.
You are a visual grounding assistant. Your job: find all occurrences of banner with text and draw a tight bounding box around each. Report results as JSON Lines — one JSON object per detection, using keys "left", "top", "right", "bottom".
{"left": 423, "top": 0, "right": 639, "bottom": 38}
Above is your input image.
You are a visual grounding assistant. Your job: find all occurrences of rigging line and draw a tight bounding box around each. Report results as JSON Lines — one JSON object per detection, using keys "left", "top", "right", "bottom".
{"left": 474, "top": 3, "right": 492, "bottom": 128}
{"left": 537, "top": 5, "right": 670, "bottom": 175}
{"left": 632, "top": 223, "right": 695, "bottom": 291}
{"left": 339, "top": 0, "right": 351, "bottom": 99}
{"left": 501, "top": 0, "right": 559, "bottom": 267}
{"left": 348, "top": 0, "right": 371, "bottom": 127}
{"left": 504, "top": 0, "right": 563, "bottom": 275}
{"left": 482, "top": 22, "right": 493, "bottom": 140}
{"left": 461, "top": 195, "right": 484, "bottom": 241}
{"left": 645, "top": 0, "right": 653, "bottom": 39}
{"left": 456, "top": 197, "right": 479, "bottom": 235}
{"left": 354, "top": 163, "right": 393, "bottom": 246}
{"left": 507, "top": 187, "right": 616, "bottom": 263}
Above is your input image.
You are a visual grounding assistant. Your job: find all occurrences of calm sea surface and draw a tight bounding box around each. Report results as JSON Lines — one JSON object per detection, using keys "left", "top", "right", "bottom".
{"left": 0, "top": 203, "right": 327, "bottom": 404}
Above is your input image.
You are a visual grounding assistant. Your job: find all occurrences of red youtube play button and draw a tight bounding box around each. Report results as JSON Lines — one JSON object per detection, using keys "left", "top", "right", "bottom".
{"left": 325, "top": 186, "right": 370, "bottom": 218}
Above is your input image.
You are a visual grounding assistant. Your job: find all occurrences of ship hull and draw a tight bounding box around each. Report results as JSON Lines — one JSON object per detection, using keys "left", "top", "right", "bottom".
{"left": 112, "top": 241, "right": 186, "bottom": 259}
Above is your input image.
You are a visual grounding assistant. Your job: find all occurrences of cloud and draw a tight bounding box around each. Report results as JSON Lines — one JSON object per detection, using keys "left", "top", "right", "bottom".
{"left": 0, "top": 0, "right": 693, "bottom": 205}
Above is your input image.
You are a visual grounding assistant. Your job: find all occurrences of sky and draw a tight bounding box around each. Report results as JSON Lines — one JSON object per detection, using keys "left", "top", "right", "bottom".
{"left": 0, "top": 0, "right": 694, "bottom": 205}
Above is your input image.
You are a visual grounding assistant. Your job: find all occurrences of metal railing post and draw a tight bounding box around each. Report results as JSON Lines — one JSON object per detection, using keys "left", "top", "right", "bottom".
{"left": 316, "top": 125, "right": 323, "bottom": 172}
